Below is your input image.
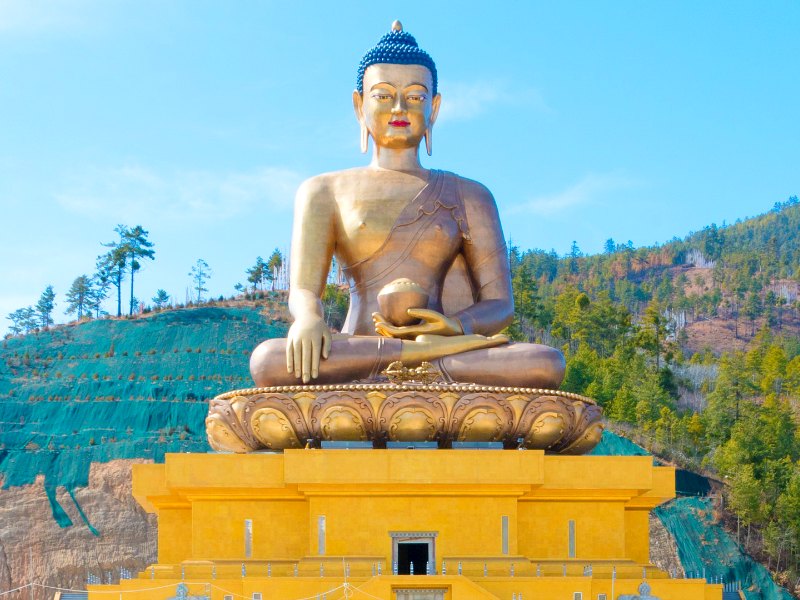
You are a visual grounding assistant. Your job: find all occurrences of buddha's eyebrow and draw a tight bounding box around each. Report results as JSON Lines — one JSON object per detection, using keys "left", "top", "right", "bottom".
{"left": 369, "top": 82, "right": 429, "bottom": 92}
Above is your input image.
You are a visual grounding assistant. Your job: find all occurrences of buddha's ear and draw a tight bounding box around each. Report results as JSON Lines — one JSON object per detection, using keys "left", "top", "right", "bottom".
{"left": 430, "top": 93, "right": 442, "bottom": 126}
{"left": 353, "top": 90, "right": 369, "bottom": 153}
{"left": 353, "top": 90, "right": 365, "bottom": 123}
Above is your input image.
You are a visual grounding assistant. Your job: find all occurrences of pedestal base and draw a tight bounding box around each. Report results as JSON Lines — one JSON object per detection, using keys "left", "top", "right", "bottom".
{"left": 88, "top": 450, "right": 722, "bottom": 599}
{"left": 206, "top": 384, "right": 604, "bottom": 454}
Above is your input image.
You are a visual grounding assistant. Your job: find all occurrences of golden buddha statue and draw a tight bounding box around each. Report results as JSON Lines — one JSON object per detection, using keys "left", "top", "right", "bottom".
{"left": 207, "top": 22, "right": 603, "bottom": 454}
{"left": 249, "top": 20, "right": 564, "bottom": 390}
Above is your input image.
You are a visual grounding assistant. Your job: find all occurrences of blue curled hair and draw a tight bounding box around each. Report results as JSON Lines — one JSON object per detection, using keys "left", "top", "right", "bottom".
{"left": 356, "top": 28, "right": 438, "bottom": 96}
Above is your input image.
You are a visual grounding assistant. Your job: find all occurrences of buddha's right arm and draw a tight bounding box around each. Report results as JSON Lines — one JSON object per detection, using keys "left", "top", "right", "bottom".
{"left": 455, "top": 179, "right": 514, "bottom": 336}
{"left": 285, "top": 177, "right": 336, "bottom": 381}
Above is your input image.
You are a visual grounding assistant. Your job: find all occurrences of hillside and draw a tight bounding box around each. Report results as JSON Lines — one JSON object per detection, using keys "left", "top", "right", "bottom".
{"left": 0, "top": 305, "right": 286, "bottom": 514}
{"left": 2, "top": 198, "right": 800, "bottom": 598}
{"left": 506, "top": 197, "right": 800, "bottom": 598}
{"left": 511, "top": 195, "right": 800, "bottom": 354}
{"left": 0, "top": 304, "right": 289, "bottom": 597}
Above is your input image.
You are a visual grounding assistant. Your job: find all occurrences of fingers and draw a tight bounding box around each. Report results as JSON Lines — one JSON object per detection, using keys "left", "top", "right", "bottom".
{"left": 415, "top": 334, "right": 444, "bottom": 343}
{"left": 406, "top": 308, "right": 441, "bottom": 322}
{"left": 372, "top": 313, "right": 394, "bottom": 336}
{"left": 302, "top": 337, "right": 312, "bottom": 383}
{"left": 323, "top": 329, "right": 332, "bottom": 359}
{"left": 311, "top": 336, "right": 320, "bottom": 379}
{"left": 293, "top": 337, "right": 303, "bottom": 379}
{"left": 286, "top": 339, "right": 294, "bottom": 374}
{"left": 375, "top": 322, "right": 406, "bottom": 338}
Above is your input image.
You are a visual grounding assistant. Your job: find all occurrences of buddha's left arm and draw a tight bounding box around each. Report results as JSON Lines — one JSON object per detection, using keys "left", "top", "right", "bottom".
{"left": 453, "top": 179, "right": 514, "bottom": 336}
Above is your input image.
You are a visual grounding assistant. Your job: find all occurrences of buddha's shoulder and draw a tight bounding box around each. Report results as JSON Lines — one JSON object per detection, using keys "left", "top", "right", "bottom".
{"left": 446, "top": 172, "right": 496, "bottom": 206}
{"left": 295, "top": 168, "right": 371, "bottom": 198}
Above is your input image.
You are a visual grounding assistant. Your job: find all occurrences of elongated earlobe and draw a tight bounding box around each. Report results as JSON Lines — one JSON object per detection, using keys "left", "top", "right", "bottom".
{"left": 360, "top": 123, "right": 369, "bottom": 154}
{"left": 424, "top": 128, "right": 433, "bottom": 156}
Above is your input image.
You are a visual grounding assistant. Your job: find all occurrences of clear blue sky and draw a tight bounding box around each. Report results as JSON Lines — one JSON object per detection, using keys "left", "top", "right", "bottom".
{"left": 1, "top": 1, "right": 798, "bottom": 330}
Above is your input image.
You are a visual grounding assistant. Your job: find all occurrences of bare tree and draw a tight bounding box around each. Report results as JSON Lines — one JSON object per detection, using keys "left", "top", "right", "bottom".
{"left": 189, "top": 259, "right": 211, "bottom": 303}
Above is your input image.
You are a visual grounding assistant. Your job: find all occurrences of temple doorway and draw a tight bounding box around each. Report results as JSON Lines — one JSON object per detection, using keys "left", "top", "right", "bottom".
{"left": 391, "top": 532, "right": 437, "bottom": 575}
{"left": 397, "top": 542, "right": 428, "bottom": 574}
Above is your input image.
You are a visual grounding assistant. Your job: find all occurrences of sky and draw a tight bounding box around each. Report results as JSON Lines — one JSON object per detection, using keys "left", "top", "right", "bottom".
{"left": 1, "top": 1, "right": 798, "bottom": 331}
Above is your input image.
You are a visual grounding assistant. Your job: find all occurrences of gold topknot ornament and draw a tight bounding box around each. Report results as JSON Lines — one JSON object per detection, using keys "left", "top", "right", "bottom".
{"left": 391, "top": 20, "right": 403, "bottom": 32}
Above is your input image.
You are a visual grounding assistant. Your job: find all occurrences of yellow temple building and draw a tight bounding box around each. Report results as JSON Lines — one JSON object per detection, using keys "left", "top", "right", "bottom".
{"left": 89, "top": 448, "right": 722, "bottom": 600}
{"left": 89, "top": 19, "right": 724, "bottom": 600}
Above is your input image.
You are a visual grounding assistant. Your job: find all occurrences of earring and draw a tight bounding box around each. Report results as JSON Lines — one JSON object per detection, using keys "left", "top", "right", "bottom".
{"left": 425, "top": 128, "right": 433, "bottom": 156}
{"left": 360, "top": 123, "right": 369, "bottom": 154}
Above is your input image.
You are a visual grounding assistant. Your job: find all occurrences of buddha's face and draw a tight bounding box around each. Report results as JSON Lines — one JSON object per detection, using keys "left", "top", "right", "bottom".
{"left": 354, "top": 63, "right": 441, "bottom": 151}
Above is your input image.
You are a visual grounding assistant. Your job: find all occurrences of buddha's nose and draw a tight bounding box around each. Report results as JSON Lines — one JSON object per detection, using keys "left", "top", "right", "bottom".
{"left": 391, "top": 95, "right": 407, "bottom": 113}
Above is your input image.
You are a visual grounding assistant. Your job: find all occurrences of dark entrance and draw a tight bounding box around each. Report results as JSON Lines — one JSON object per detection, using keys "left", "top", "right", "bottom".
{"left": 397, "top": 542, "right": 429, "bottom": 575}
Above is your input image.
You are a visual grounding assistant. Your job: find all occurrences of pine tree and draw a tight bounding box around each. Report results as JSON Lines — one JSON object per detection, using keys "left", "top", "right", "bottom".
{"left": 35, "top": 285, "right": 56, "bottom": 329}
{"left": 152, "top": 289, "right": 170, "bottom": 310}
{"left": 6, "top": 309, "right": 24, "bottom": 335}
{"left": 6, "top": 308, "right": 37, "bottom": 335}
{"left": 189, "top": 259, "right": 211, "bottom": 302}
{"left": 123, "top": 225, "right": 155, "bottom": 315}
{"left": 65, "top": 275, "right": 92, "bottom": 320}
{"left": 246, "top": 256, "right": 267, "bottom": 292}
{"left": 267, "top": 249, "right": 284, "bottom": 291}
{"left": 99, "top": 228, "right": 129, "bottom": 317}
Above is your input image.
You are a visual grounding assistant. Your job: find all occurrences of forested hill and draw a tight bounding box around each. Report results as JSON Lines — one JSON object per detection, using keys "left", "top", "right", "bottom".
{"left": 505, "top": 196, "right": 800, "bottom": 594}
{"left": 509, "top": 195, "right": 800, "bottom": 355}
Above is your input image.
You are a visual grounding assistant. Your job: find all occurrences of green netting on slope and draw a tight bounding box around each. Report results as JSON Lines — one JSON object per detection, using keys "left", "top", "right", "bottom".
{"left": 0, "top": 306, "right": 286, "bottom": 401}
{"left": 588, "top": 429, "right": 649, "bottom": 456}
{"left": 592, "top": 431, "right": 791, "bottom": 599}
{"left": 655, "top": 497, "right": 793, "bottom": 600}
{"left": 0, "top": 306, "right": 287, "bottom": 529}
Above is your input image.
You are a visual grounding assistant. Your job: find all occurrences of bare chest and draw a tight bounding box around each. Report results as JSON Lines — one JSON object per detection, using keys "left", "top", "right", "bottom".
{"left": 335, "top": 179, "right": 429, "bottom": 261}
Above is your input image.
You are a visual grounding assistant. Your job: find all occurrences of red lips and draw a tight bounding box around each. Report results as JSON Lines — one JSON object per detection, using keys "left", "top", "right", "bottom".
{"left": 389, "top": 120, "right": 411, "bottom": 127}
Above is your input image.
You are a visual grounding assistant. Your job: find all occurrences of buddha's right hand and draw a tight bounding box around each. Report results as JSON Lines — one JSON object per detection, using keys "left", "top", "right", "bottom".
{"left": 286, "top": 316, "right": 332, "bottom": 383}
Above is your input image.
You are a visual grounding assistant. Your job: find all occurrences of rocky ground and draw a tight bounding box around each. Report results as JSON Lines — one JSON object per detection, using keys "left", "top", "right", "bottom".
{"left": 650, "top": 514, "right": 685, "bottom": 578}
{"left": 0, "top": 459, "right": 156, "bottom": 600}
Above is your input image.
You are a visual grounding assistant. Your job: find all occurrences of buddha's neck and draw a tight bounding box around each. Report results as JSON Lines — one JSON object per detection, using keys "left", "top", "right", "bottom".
{"left": 371, "top": 146, "right": 425, "bottom": 173}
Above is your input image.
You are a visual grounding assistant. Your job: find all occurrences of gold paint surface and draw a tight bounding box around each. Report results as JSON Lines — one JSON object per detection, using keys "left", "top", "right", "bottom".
{"left": 206, "top": 385, "right": 603, "bottom": 453}
{"left": 247, "top": 60, "right": 562, "bottom": 388}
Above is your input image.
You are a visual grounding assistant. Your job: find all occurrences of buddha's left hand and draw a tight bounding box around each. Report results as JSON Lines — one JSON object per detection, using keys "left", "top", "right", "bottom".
{"left": 372, "top": 308, "right": 463, "bottom": 340}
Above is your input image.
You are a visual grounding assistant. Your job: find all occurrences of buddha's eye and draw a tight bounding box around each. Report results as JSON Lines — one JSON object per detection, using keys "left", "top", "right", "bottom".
{"left": 371, "top": 93, "right": 392, "bottom": 101}
{"left": 407, "top": 94, "right": 427, "bottom": 103}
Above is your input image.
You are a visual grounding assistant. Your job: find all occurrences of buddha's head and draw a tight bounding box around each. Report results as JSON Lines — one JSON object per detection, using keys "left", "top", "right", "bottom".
{"left": 353, "top": 21, "right": 442, "bottom": 156}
